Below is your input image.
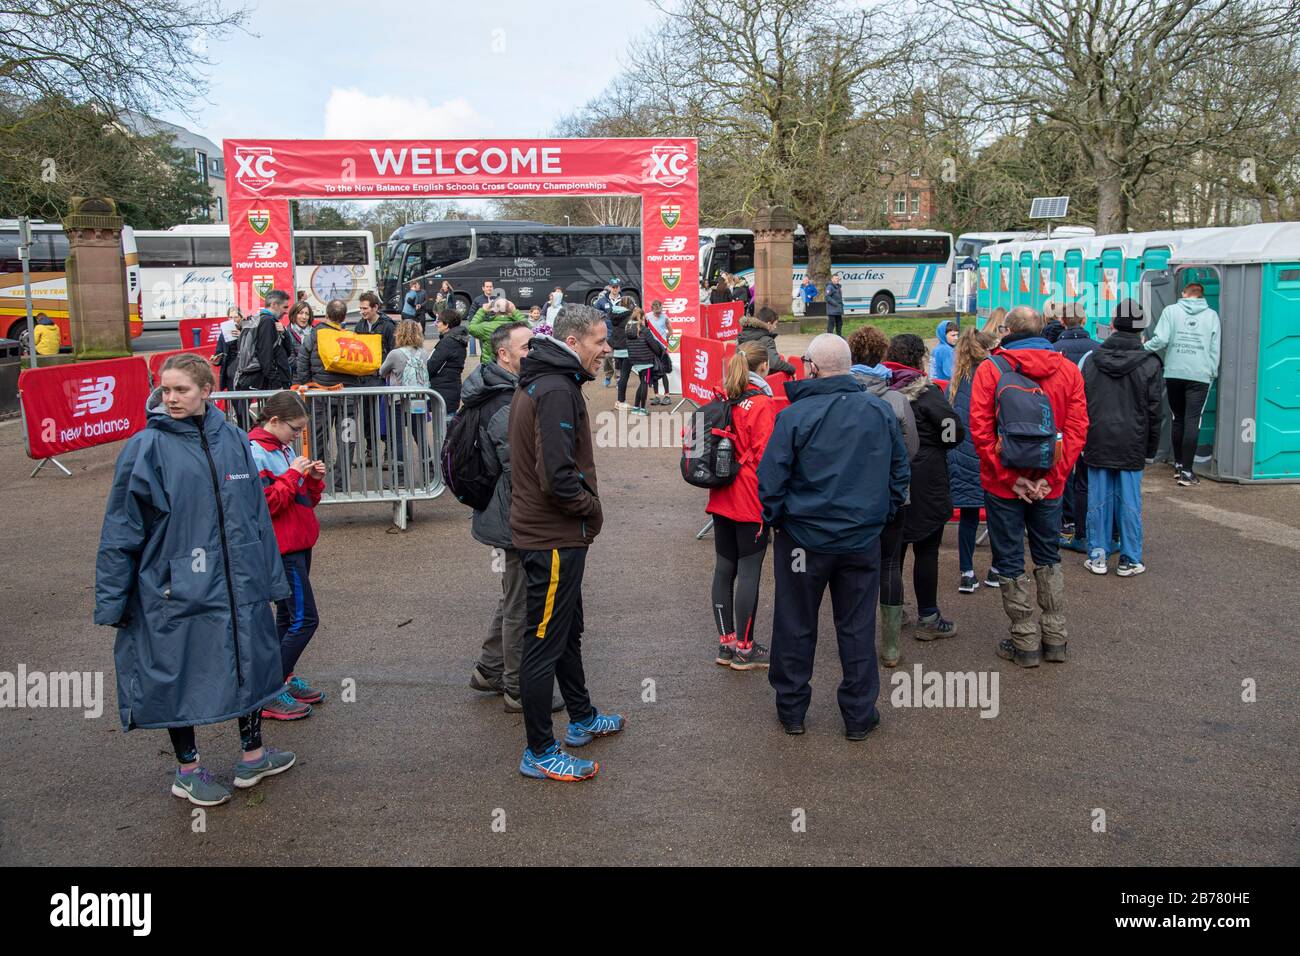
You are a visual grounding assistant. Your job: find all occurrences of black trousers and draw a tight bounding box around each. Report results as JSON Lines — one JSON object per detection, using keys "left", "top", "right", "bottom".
{"left": 518, "top": 547, "right": 596, "bottom": 753}
{"left": 826, "top": 314, "right": 844, "bottom": 336}
{"left": 769, "top": 530, "right": 881, "bottom": 733}
{"left": 1166, "top": 378, "right": 1210, "bottom": 472}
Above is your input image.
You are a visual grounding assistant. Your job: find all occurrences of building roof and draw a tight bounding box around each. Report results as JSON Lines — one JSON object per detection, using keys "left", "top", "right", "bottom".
{"left": 119, "top": 110, "right": 223, "bottom": 174}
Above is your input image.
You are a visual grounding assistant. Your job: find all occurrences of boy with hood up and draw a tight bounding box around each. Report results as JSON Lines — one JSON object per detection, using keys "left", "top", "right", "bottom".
{"left": 930, "top": 320, "right": 958, "bottom": 381}
{"left": 1080, "top": 299, "right": 1163, "bottom": 577}
{"left": 1144, "top": 282, "right": 1221, "bottom": 487}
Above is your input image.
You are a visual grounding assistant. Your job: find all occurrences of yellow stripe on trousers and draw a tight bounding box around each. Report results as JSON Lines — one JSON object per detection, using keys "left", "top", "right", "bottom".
{"left": 537, "top": 549, "right": 561, "bottom": 639}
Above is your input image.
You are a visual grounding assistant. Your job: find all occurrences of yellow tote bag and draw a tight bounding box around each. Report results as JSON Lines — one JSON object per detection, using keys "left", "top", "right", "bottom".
{"left": 316, "top": 327, "right": 381, "bottom": 376}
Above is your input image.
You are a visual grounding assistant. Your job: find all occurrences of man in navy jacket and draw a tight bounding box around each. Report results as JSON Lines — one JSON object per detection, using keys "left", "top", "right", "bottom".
{"left": 757, "top": 334, "right": 910, "bottom": 740}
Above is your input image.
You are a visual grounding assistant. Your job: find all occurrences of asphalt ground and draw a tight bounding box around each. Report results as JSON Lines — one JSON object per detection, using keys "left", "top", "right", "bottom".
{"left": 1, "top": 334, "right": 1297, "bottom": 865}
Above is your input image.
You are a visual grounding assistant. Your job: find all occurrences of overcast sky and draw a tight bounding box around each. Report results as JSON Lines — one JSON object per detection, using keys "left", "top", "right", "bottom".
{"left": 157, "top": 0, "right": 663, "bottom": 145}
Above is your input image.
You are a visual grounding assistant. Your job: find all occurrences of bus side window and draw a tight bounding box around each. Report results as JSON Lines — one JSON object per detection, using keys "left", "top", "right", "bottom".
{"left": 401, "top": 241, "right": 425, "bottom": 283}
{"left": 602, "top": 234, "right": 634, "bottom": 256}
{"left": 570, "top": 235, "right": 601, "bottom": 256}
{"left": 476, "top": 233, "right": 515, "bottom": 258}
{"left": 294, "top": 236, "right": 312, "bottom": 267}
{"left": 729, "top": 236, "right": 754, "bottom": 274}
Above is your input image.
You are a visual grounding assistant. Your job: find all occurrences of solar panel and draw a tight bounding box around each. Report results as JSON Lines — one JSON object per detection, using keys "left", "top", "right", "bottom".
{"left": 1029, "top": 196, "right": 1070, "bottom": 219}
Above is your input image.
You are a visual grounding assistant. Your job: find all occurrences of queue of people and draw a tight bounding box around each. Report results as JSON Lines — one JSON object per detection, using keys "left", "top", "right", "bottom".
{"left": 94, "top": 278, "right": 1223, "bottom": 800}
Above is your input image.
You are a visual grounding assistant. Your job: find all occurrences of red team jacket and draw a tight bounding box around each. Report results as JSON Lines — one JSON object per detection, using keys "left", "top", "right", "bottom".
{"left": 249, "top": 426, "right": 323, "bottom": 554}
{"left": 706, "top": 388, "right": 778, "bottom": 525}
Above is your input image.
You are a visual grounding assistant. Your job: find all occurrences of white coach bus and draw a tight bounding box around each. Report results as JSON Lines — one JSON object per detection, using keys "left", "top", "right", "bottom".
{"left": 135, "top": 225, "right": 376, "bottom": 326}
{"left": 699, "top": 226, "right": 954, "bottom": 314}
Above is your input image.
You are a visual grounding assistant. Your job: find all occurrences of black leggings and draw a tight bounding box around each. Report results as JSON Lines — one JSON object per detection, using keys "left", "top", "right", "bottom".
{"left": 168, "top": 711, "right": 263, "bottom": 763}
{"left": 1167, "top": 378, "right": 1210, "bottom": 472}
{"left": 901, "top": 524, "right": 944, "bottom": 616}
{"left": 711, "top": 515, "right": 769, "bottom": 643}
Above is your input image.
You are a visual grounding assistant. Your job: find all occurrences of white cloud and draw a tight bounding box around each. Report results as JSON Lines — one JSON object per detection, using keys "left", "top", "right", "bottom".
{"left": 323, "top": 88, "right": 487, "bottom": 138}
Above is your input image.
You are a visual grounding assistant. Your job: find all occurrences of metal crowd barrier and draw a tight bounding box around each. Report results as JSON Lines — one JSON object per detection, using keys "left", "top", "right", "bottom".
{"left": 212, "top": 385, "right": 448, "bottom": 529}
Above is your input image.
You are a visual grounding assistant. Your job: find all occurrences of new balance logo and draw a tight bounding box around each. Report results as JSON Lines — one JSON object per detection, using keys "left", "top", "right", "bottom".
{"left": 657, "top": 236, "right": 688, "bottom": 253}
{"left": 248, "top": 241, "right": 280, "bottom": 259}
{"left": 73, "top": 377, "right": 115, "bottom": 417}
{"left": 693, "top": 352, "right": 708, "bottom": 379}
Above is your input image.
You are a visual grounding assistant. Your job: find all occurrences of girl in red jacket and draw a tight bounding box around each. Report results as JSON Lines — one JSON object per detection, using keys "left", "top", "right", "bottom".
{"left": 249, "top": 391, "right": 327, "bottom": 720}
{"left": 708, "top": 340, "right": 777, "bottom": 671}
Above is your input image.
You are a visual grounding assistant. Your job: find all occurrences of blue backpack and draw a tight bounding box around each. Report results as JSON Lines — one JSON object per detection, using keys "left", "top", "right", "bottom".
{"left": 990, "top": 354, "right": 1060, "bottom": 472}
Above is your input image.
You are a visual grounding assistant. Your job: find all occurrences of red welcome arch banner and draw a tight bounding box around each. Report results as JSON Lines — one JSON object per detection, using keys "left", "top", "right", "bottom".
{"left": 223, "top": 138, "right": 699, "bottom": 337}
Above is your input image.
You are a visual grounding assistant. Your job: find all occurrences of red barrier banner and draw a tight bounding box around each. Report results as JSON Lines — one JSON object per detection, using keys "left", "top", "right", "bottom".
{"left": 786, "top": 354, "right": 807, "bottom": 380}
{"left": 702, "top": 301, "right": 742, "bottom": 341}
{"left": 18, "top": 357, "right": 152, "bottom": 460}
{"left": 679, "top": 335, "right": 724, "bottom": 405}
{"left": 225, "top": 137, "right": 699, "bottom": 326}
{"left": 178, "top": 317, "right": 226, "bottom": 349}
{"left": 148, "top": 346, "right": 217, "bottom": 383}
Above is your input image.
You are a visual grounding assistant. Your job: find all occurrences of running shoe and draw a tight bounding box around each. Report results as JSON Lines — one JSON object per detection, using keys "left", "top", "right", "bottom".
{"left": 171, "top": 766, "right": 231, "bottom": 807}
{"left": 1177, "top": 469, "right": 1200, "bottom": 487}
{"left": 730, "top": 641, "right": 771, "bottom": 670}
{"left": 958, "top": 571, "right": 979, "bottom": 594}
{"left": 564, "top": 709, "right": 626, "bottom": 747}
{"left": 715, "top": 633, "right": 738, "bottom": 666}
{"left": 262, "top": 690, "right": 312, "bottom": 721}
{"left": 1116, "top": 558, "right": 1146, "bottom": 577}
{"left": 519, "top": 743, "right": 599, "bottom": 781}
{"left": 234, "top": 747, "right": 296, "bottom": 789}
{"left": 1084, "top": 555, "right": 1108, "bottom": 575}
{"left": 287, "top": 674, "right": 325, "bottom": 705}
{"left": 469, "top": 665, "right": 503, "bottom": 694}
{"left": 615, "top": 401, "right": 630, "bottom": 410}
{"left": 984, "top": 570, "right": 1001, "bottom": 588}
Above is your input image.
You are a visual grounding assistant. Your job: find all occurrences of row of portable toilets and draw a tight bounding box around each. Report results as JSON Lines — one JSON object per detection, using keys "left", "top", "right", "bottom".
{"left": 975, "top": 221, "right": 1300, "bottom": 483}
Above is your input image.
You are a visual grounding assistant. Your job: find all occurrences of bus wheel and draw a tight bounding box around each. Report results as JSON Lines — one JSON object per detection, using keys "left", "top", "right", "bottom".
{"left": 451, "top": 293, "right": 471, "bottom": 317}
{"left": 871, "top": 293, "right": 895, "bottom": 315}
{"left": 585, "top": 290, "right": 603, "bottom": 306}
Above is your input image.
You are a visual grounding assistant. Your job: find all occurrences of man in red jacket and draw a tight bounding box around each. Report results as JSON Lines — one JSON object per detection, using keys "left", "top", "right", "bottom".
{"left": 969, "top": 306, "right": 1088, "bottom": 667}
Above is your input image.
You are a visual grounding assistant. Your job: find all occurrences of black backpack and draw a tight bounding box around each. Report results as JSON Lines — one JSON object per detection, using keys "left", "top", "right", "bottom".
{"left": 440, "top": 395, "right": 507, "bottom": 510}
{"left": 680, "top": 388, "right": 761, "bottom": 488}
{"left": 990, "top": 354, "right": 1060, "bottom": 472}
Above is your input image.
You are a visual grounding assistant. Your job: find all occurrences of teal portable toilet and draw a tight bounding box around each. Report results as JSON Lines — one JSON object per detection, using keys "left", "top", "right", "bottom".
{"left": 1016, "top": 250, "right": 1034, "bottom": 309}
{"left": 1150, "top": 222, "right": 1300, "bottom": 482}
{"left": 998, "top": 251, "right": 1014, "bottom": 314}
{"left": 977, "top": 251, "right": 992, "bottom": 318}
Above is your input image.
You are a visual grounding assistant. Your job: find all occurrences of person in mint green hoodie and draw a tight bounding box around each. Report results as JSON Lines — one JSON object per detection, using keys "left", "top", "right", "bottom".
{"left": 1144, "top": 282, "right": 1220, "bottom": 486}
{"left": 468, "top": 298, "right": 529, "bottom": 365}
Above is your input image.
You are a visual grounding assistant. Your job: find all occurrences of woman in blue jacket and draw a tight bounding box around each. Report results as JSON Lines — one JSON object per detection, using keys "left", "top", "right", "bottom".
{"left": 946, "top": 328, "right": 999, "bottom": 593}
{"left": 95, "top": 353, "right": 296, "bottom": 807}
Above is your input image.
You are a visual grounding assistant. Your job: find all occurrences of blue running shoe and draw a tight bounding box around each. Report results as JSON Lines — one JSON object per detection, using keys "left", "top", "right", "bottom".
{"left": 519, "top": 743, "right": 599, "bottom": 781}
{"left": 563, "top": 709, "right": 625, "bottom": 747}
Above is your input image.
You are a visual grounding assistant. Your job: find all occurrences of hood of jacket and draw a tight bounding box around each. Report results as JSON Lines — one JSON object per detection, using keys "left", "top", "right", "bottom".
{"left": 989, "top": 337, "right": 1075, "bottom": 382}
{"left": 517, "top": 335, "right": 593, "bottom": 390}
{"left": 884, "top": 361, "right": 927, "bottom": 394}
{"left": 747, "top": 371, "right": 774, "bottom": 397}
{"left": 740, "top": 315, "right": 771, "bottom": 334}
{"left": 1177, "top": 297, "right": 1210, "bottom": 316}
{"left": 785, "top": 373, "right": 863, "bottom": 404}
{"left": 461, "top": 359, "right": 518, "bottom": 409}
{"left": 145, "top": 390, "right": 227, "bottom": 439}
{"left": 247, "top": 425, "right": 284, "bottom": 452}
{"left": 935, "top": 320, "right": 954, "bottom": 340}
{"left": 851, "top": 363, "right": 892, "bottom": 396}
{"left": 1090, "top": 330, "right": 1160, "bottom": 377}
{"left": 439, "top": 324, "right": 469, "bottom": 344}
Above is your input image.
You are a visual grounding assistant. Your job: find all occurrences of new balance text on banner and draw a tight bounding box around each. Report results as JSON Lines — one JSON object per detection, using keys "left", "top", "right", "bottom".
{"left": 701, "top": 301, "right": 742, "bottom": 342}
{"left": 679, "top": 335, "right": 724, "bottom": 405}
{"left": 177, "top": 317, "right": 226, "bottom": 350}
{"left": 18, "top": 357, "right": 152, "bottom": 460}
{"left": 224, "top": 138, "right": 700, "bottom": 324}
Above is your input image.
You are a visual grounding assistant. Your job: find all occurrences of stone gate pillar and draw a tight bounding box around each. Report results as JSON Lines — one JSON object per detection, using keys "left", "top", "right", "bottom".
{"left": 752, "top": 205, "right": 796, "bottom": 319}
{"left": 63, "top": 197, "right": 130, "bottom": 359}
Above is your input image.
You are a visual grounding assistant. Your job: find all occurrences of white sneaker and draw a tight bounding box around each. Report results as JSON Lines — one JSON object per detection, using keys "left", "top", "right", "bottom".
{"left": 1116, "top": 559, "right": 1146, "bottom": 577}
{"left": 614, "top": 401, "right": 630, "bottom": 410}
{"left": 1084, "top": 555, "right": 1108, "bottom": 575}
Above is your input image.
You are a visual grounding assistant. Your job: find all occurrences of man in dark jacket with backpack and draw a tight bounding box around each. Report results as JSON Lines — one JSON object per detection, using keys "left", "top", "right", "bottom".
{"left": 463, "top": 321, "right": 569, "bottom": 715}
{"left": 969, "top": 306, "right": 1088, "bottom": 668}
{"left": 757, "top": 334, "right": 910, "bottom": 740}
{"left": 235, "top": 288, "right": 291, "bottom": 391}
{"left": 1080, "top": 299, "right": 1163, "bottom": 577}
{"left": 507, "top": 304, "right": 624, "bottom": 782}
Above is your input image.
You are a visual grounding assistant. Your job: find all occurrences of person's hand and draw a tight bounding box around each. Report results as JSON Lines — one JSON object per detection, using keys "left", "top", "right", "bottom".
{"left": 1033, "top": 479, "right": 1052, "bottom": 500}
{"left": 1012, "top": 475, "right": 1038, "bottom": 503}
{"left": 290, "top": 455, "right": 312, "bottom": 475}
{"left": 309, "top": 460, "right": 326, "bottom": 480}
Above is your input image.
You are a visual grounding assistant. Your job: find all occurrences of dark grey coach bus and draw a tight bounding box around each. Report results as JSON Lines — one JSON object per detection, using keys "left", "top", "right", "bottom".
{"left": 378, "top": 220, "right": 643, "bottom": 315}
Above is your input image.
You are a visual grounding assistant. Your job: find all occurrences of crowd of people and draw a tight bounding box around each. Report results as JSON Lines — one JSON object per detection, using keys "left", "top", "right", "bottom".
{"left": 92, "top": 278, "right": 1223, "bottom": 798}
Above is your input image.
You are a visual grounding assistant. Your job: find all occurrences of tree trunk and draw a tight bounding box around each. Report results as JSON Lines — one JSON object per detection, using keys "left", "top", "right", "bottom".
{"left": 806, "top": 222, "right": 832, "bottom": 290}
{"left": 1095, "top": 177, "right": 1128, "bottom": 234}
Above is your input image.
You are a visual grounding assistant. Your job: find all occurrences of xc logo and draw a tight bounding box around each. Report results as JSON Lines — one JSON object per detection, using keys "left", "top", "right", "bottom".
{"left": 234, "top": 147, "right": 277, "bottom": 192}
{"left": 645, "top": 145, "right": 689, "bottom": 187}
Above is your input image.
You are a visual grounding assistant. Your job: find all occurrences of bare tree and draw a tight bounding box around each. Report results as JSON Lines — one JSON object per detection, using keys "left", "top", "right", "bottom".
{"left": 939, "top": 0, "right": 1300, "bottom": 233}
{"left": 0, "top": 1, "right": 248, "bottom": 120}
